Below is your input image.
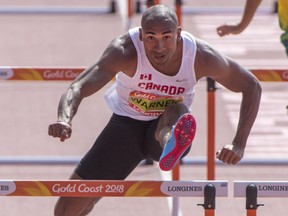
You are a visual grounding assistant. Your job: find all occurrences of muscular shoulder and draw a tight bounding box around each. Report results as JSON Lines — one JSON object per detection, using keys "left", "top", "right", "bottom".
{"left": 194, "top": 38, "right": 230, "bottom": 80}
{"left": 194, "top": 37, "right": 256, "bottom": 91}
{"left": 101, "top": 33, "right": 137, "bottom": 76}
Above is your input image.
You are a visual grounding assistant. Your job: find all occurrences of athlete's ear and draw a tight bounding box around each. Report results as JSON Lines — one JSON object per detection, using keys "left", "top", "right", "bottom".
{"left": 177, "top": 27, "right": 182, "bottom": 41}
{"left": 139, "top": 28, "right": 143, "bottom": 41}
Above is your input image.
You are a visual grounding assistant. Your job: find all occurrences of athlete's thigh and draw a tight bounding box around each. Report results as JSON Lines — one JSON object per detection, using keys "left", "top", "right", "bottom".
{"left": 75, "top": 114, "right": 146, "bottom": 180}
{"left": 144, "top": 116, "right": 163, "bottom": 161}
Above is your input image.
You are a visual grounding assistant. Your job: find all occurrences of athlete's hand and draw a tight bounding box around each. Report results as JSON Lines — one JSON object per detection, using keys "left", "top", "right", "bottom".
{"left": 216, "top": 24, "right": 243, "bottom": 37}
{"left": 216, "top": 144, "right": 244, "bottom": 165}
{"left": 48, "top": 122, "right": 72, "bottom": 142}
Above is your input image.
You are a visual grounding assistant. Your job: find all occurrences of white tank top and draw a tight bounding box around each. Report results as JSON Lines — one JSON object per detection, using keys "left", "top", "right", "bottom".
{"left": 104, "top": 27, "right": 198, "bottom": 121}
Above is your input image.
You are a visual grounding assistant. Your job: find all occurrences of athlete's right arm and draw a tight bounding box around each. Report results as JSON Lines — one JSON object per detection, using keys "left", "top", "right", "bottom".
{"left": 48, "top": 33, "right": 136, "bottom": 141}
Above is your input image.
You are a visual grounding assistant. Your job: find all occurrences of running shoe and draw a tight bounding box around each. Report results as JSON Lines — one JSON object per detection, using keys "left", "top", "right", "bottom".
{"left": 159, "top": 113, "right": 196, "bottom": 171}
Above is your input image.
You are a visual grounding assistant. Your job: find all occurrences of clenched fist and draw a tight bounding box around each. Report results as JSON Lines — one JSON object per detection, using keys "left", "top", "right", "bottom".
{"left": 216, "top": 144, "right": 244, "bottom": 165}
{"left": 48, "top": 122, "right": 72, "bottom": 142}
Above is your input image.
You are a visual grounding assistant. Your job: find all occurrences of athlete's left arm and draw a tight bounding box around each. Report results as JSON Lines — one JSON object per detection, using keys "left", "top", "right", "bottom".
{"left": 194, "top": 39, "right": 262, "bottom": 164}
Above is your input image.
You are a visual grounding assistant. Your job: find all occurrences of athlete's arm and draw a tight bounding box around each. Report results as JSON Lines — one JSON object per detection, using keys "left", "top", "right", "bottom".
{"left": 48, "top": 33, "right": 136, "bottom": 141}
{"left": 216, "top": 0, "right": 262, "bottom": 36}
{"left": 194, "top": 39, "right": 262, "bottom": 164}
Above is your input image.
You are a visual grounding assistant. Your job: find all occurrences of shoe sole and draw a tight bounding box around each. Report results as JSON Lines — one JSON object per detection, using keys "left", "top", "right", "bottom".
{"left": 159, "top": 113, "right": 196, "bottom": 171}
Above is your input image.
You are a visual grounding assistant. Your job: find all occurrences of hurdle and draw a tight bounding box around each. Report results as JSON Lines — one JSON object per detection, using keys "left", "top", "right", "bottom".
{"left": 0, "top": 0, "right": 116, "bottom": 14}
{"left": 146, "top": 0, "right": 161, "bottom": 8}
{"left": 197, "top": 184, "right": 217, "bottom": 216}
{"left": 234, "top": 181, "right": 288, "bottom": 216}
{"left": 1, "top": 67, "right": 288, "bottom": 164}
{"left": 0, "top": 180, "right": 228, "bottom": 215}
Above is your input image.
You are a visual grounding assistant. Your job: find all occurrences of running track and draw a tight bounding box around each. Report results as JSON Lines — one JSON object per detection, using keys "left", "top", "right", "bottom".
{"left": 0, "top": 0, "right": 288, "bottom": 215}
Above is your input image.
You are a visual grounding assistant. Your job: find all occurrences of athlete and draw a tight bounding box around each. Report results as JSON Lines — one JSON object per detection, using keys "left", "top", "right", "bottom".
{"left": 216, "top": 0, "right": 288, "bottom": 56}
{"left": 48, "top": 5, "right": 262, "bottom": 216}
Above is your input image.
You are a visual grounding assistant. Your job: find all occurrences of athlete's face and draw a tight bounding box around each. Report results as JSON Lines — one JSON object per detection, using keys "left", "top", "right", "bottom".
{"left": 139, "top": 17, "right": 181, "bottom": 67}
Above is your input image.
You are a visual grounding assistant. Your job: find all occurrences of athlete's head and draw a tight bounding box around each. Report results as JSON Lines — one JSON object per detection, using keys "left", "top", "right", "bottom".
{"left": 139, "top": 5, "right": 182, "bottom": 68}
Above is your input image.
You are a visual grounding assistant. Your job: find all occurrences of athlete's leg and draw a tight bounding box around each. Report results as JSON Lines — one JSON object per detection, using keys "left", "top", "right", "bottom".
{"left": 54, "top": 114, "right": 147, "bottom": 216}
{"left": 155, "top": 104, "right": 196, "bottom": 171}
{"left": 54, "top": 172, "right": 100, "bottom": 216}
{"left": 144, "top": 104, "right": 192, "bottom": 161}
{"left": 155, "top": 103, "right": 190, "bottom": 147}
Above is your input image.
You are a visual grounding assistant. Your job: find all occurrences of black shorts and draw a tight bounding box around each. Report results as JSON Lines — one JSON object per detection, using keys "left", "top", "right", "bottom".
{"left": 75, "top": 113, "right": 163, "bottom": 180}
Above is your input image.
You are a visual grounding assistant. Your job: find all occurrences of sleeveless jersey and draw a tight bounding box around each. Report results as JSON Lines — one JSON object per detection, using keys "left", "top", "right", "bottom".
{"left": 104, "top": 27, "right": 198, "bottom": 121}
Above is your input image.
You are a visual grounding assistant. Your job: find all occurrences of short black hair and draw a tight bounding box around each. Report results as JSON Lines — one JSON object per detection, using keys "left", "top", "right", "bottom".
{"left": 141, "top": 5, "right": 178, "bottom": 27}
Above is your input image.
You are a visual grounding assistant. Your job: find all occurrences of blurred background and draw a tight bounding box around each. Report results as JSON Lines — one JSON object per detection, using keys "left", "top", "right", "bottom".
{"left": 0, "top": 0, "right": 287, "bottom": 215}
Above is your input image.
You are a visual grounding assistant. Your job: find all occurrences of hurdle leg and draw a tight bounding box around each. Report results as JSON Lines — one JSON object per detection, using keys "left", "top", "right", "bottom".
{"left": 207, "top": 78, "right": 216, "bottom": 180}
{"left": 197, "top": 184, "right": 216, "bottom": 216}
{"left": 136, "top": 0, "right": 141, "bottom": 13}
{"left": 146, "top": 0, "right": 160, "bottom": 7}
{"left": 110, "top": 0, "right": 116, "bottom": 13}
{"left": 175, "top": 0, "right": 182, "bottom": 26}
{"left": 246, "top": 184, "right": 264, "bottom": 216}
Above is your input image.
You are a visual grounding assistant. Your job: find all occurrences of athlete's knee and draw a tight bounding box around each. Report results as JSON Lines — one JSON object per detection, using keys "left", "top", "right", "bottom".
{"left": 164, "top": 103, "right": 189, "bottom": 115}
{"left": 54, "top": 201, "right": 72, "bottom": 216}
{"left": 78, "top": 204, "right": 95, "bottom": 216}
{"left": 155, "top": 104, "right": 190, "bottom": 143}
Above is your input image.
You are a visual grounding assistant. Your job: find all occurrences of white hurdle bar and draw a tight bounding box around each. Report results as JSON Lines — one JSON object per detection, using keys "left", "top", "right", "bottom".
{"left": 0, "top": 7, "right": 112, "bottom": 14}
{"left": 0, "top": 1, "right": 116, "bottom": 14}
{"left": 0, "top": 180, "right": 228, "bottom": 198}
{"left": 3, "top": 156, "right": 288, "bottom": 166}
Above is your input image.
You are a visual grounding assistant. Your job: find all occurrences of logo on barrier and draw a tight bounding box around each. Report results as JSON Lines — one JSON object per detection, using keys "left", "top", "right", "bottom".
{"left": 220, "top": 182, "right": 227, "bottom": 188}
{"left": 0, "top": 68, "right": 13, "bottom": 80}
{"left": 234, "top": 181, "right": 288, "bottom": 197}
{"left": 43, "top": 69, "right": 80, "bottom": 80}
{"left": 0, "top": 181, "right": 16, "bottom": 195}
{"left": 51, "top": 182, "right": 125, "bottom": 195}
{"left": 160, "top": 182, "right": 203, "bottom": 196}
{"left": 258, "top": 185, "right": 288, "bottom": 192}
{"left": 161, "top": 181, "right": 228, "bottom": 197}
{"left": 52, "top": 183, "right": 105, "bottom": 194}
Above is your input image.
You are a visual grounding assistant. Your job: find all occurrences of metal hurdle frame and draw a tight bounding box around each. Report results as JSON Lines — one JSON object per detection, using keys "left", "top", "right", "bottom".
{"left": 1, "top": 67, "right": 287, "bottom": 165}
{"left": 234, "top": 181, "right": 288, "bottom": 216}
{"left": 136, "top": 0, "right": 273, "bottom": 14}
{"left": 0, "top": 0, "right": 116, "bottom": 14}
{"left": 0, "top": 180, "right": 228, "bottom": 216}
{"left": 206, "top": 69, "right": 288, "bottom": 180}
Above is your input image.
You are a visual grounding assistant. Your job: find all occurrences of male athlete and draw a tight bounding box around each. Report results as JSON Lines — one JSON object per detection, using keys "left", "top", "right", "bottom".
{"left": 48, "top": 5, "right": 262, "bottom": 216}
